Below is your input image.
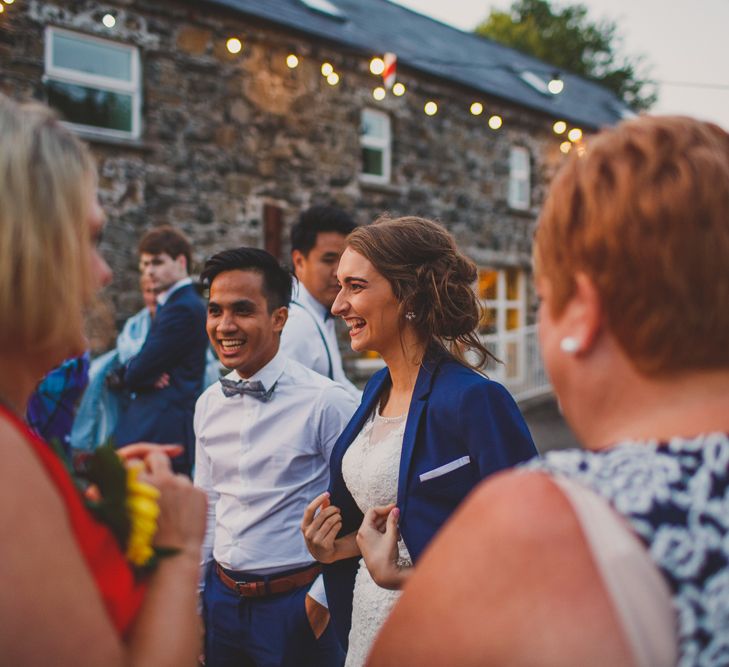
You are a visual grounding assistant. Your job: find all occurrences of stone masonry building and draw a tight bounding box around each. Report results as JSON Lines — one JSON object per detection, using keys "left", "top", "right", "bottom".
{"left": 0, "top": 0, "right": 631, "bottom": 388}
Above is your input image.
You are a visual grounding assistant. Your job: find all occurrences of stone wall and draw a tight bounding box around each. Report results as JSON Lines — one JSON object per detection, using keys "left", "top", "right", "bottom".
{"left": 1, "top": 0, "right": 565, "bottom": 340}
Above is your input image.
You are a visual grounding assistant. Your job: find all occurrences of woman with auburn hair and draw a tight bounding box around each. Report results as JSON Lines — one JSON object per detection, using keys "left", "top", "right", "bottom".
{"left": 368, "top": 116, "right": 729, "bottom": 667}
{"left": 301, "top": 216, "right": 537, "bottom": 666}
{"left": 0, "top": 94, "right": 207, "bottom": 666}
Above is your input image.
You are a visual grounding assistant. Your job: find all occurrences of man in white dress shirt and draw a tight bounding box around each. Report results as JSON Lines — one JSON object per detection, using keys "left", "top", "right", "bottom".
{"left": 281, "top": 206, "right": 361, "bottom": 399}
{"left": 195, "top": 247, "right": 358, "bottom": 667}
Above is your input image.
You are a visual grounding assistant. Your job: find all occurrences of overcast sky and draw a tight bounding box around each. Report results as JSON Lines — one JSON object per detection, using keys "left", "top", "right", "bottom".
{"left": 391, "top": 0, "right": 729, "bottom": 130}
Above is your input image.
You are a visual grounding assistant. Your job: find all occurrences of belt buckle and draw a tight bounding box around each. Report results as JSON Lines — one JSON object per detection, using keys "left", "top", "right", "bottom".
{"left": 237, "top": 580, "right": 265, "bottom": 596}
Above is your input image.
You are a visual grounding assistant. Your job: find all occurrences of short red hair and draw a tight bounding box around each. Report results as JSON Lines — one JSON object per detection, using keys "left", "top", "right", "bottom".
{"left": 535, "top": 115, "right": 729, "bottom": 375}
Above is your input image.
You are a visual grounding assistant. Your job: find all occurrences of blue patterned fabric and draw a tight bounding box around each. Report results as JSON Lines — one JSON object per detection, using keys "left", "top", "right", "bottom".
{"left": 26, "top": 353, "right": 90, "bottom": 458}
{"left": 523, "top": 433, "right": 729, "bottom": 667}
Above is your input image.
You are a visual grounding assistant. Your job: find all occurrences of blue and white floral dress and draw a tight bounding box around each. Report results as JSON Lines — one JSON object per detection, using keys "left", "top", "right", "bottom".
{"left": 524, "top": 432, "right": 729, "bottom": 667}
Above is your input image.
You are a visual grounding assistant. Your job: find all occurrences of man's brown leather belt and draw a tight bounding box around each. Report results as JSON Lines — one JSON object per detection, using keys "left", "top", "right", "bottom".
{"left": 215, "top": 562, "right": 322, "bottom": 598}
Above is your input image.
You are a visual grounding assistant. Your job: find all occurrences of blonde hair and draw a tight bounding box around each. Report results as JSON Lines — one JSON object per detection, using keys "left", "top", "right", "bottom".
{"left": 0, "top": 94, "right": 96, "bottom": 355}
{"left": 535, "top": 115, "right": 729, "bottom": 375}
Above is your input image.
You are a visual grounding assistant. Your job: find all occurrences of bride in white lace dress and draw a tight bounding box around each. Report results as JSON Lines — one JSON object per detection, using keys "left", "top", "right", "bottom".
{"left": 339, "top": 407, "right": 412, "bottom": 666}
{"left": 301, "top": 217, "right": 536, "bottom": 667}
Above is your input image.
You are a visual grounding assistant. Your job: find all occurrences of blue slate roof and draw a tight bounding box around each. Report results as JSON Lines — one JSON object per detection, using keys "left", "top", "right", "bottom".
{"left": 204, "top": 0, "right": 633, "bottom": 128}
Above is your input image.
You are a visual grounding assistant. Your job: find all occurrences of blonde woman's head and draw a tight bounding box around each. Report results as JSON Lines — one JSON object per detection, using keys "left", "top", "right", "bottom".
{"left": 0, "top": 94, "right": 110, "bottom": 362}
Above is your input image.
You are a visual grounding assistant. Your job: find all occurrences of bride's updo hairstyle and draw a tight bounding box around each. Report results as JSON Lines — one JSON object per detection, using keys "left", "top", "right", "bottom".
{"left": 346, "top": 216, "right": 496, "bottom": 369}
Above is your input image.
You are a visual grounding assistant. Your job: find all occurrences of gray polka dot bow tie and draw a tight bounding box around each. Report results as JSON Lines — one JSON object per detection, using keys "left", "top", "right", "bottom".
{"left": 219, "top": 377, "right": 276, "bottom": 402}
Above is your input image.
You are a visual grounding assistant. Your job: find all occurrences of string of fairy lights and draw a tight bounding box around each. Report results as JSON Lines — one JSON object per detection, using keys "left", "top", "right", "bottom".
{"left": 225, "top": 37, "right": 584, "bottom": 154}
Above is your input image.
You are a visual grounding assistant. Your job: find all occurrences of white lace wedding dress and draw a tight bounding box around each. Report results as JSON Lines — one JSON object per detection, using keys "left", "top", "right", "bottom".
{"left": 341, "top": 407, "right": 412, "bottom": 667}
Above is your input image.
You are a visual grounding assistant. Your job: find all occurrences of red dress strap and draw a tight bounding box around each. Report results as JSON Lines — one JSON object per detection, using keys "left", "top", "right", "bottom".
{"left": 1, "top": 405, "right": 147, "bottom": 636}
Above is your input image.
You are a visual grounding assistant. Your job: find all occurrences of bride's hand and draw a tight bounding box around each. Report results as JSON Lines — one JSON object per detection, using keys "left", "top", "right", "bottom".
{"left": 356, "top": 505, "right": 411, "bottom": 590}
{"left": 301, "top": 492, "right": 345, "bottom": 563}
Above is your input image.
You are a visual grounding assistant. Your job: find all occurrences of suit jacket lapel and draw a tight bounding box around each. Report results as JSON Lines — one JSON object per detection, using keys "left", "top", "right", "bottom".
{"left": 396, "top": 350, "right": 445, "bottom": 512}
{"left": 329, "top": 368, "right": 390, "bottom": 488}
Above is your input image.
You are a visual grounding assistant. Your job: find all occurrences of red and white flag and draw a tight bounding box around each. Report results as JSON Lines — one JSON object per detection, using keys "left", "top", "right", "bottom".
{"left": 382, "top": 52, "right": 397, "bottom": 89}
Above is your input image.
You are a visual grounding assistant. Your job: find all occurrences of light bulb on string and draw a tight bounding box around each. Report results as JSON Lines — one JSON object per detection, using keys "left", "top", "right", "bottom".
{"left": 327, "top": 72, "right": 340, "bottom": 86}
{"left": 553, "top": 120, "right": 567, "bottom": 135}
{"left": 424, "top": 101, "right": 438, "bottom": 116}
{"left": 226, "top": 38, "right": 243, "bottom": 54}
{"left": 370, "top": 57, "right": 385, "bottom": 75}
{"left": 560, "top": 141, "right": 572, "bottom": 154}
{"left": 373, "top": 86, "right": 386, "bottom": 101}
{"left": 321, "top": 62, "right": 334, "bottom": 77}
{"left": 102, "top": 13, "right": 116, "bottom": 27}
{"left": 488, "top": 115, "right": 503, "bottom": 130}
{"left": 470, "top": 102, "right": 484, "bottom": 116}
{"left": 568, "top": 127, "right": 583, "bottom": 142}
{"left": 548, "top": 72, "right": 564, "bottom": 95}
{"left": 392, "top": 82, "right": 406, "bottom": 96}
{"left": 286, "top": 54, "right": 299, "bottom": 69}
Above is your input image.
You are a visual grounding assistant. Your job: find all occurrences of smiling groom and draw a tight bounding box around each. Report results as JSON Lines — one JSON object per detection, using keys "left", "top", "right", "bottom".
{"left": 194, "top": 247, "right": 357, "bottom": 667}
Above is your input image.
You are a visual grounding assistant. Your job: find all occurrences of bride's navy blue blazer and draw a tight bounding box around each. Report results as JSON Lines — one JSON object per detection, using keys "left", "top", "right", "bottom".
{"left": 323, "top": 348, "right": 538, "bottom": 648}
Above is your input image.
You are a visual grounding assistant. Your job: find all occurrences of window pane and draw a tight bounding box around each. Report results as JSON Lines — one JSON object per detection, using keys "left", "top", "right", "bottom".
{"left": 47, "top": 80, "right": 132, "bottom": 132}
{"left": 361, "top": 109, "right": 388, "bottom": 139}
{"left": 510, "top": 147, "right": 528, "bottom": 172}
{"left": 53, "top": 32, "right": 132, "bottom": 81}
{"left": 478, "top": 269, "right": 498, "bottom": 300}
{"left": 506, "top": 308, "right": 520, "bottom": 330}
{"left": 505, "top": 268, "right": 520, "bottom": 300}
{"left": 362, "top": 147, "right": 384, "bottom": 176}
{"left": 479, "top": 308, "right": 497, "bottom": 335}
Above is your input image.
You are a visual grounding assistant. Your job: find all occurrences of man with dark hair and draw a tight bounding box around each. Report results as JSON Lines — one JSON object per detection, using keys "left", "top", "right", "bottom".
{"left": 113, "top": 225, "right": 208, "bottom": 476}
{"left": 195, "top": 247, "right": 357, "bottom": 667}
{"left": 281, "top": 205, "right": 361, "bottom": 399}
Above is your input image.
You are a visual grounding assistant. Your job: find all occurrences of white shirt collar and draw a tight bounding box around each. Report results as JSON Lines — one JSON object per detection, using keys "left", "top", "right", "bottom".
{"left": 292, "top": 280, "right": 331, "bottom": 322}
{"left": 230, "top": 348, "right": 287, "bottom": 392}
{"left": 157, "top": 276, "right": 192, "bottom": 306}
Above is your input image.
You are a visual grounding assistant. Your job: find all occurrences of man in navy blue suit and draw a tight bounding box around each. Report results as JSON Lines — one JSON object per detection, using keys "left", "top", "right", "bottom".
{"left": 114, "top": 226, "right": 208, "bottom": 476}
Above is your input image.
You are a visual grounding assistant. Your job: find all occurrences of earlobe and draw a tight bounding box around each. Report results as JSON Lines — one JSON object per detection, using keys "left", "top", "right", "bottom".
{"left": 569, "top": 273, "right": 603, "bottom": 355}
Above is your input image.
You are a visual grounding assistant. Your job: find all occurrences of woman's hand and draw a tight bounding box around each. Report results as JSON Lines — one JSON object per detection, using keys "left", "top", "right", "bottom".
{"left": 356, "top": 505, "right": 411, "bottom": 590}
{"left": 301, "top": 492, "right": 359, "bottom": 564}
{"left": 116, "top": 442, "right": 184, "bottom": 463}
{"left": 138, "top": 451, "right": 207, "bottom": 559}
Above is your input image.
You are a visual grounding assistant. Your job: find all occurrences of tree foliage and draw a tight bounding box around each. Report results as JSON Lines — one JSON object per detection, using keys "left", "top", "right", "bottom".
{"left": 475, "top": 0, "right": 656, "bottom": 111}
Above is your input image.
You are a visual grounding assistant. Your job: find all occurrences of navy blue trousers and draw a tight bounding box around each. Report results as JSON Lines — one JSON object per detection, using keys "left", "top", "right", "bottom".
{"left": 203, "top": 564, "right": 345, "bottom": 667}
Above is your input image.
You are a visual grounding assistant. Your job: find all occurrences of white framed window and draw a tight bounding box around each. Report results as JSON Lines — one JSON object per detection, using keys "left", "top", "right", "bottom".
{"left": 44, "top": 27, "right": 141, "bottom": 140}
{"left": 508, "top": 146, "right": 531, "bottom": 211}
{"left": 477, "top": 267, "right": 527, "bottom": 383}
{"left": 360, "top": 108, "right": 391, "bottom": 184}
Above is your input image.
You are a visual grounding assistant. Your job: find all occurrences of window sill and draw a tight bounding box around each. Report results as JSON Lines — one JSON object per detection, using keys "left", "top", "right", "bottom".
{"left": 359, "top": 179, "right": 404, "bottom": 196}
{"left": 74, "top": 128, "right": 153, "bottom": 152}
{"left": 507, "top": 205, "right": 537, "bottom": 218}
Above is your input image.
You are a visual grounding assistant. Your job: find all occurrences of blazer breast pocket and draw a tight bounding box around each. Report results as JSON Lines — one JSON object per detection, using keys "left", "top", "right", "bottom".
{"left": 417, "top": 456, "right": 476, "bottom": 496}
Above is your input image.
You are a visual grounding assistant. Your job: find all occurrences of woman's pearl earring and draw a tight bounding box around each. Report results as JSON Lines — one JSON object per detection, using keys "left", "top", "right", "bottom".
{"left": 560, "top": 337, "right": 580, "bottom": 354}
{"left": 405, "top": 311, "right": 416, "bottom": 321}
